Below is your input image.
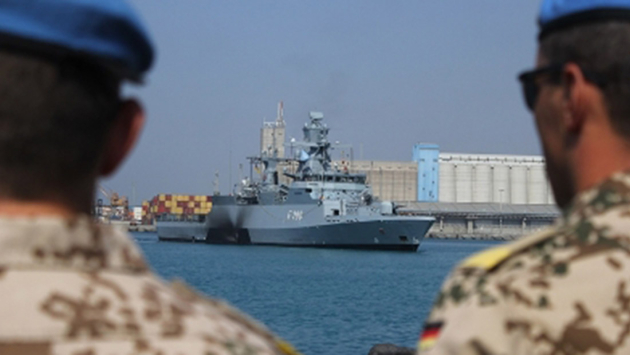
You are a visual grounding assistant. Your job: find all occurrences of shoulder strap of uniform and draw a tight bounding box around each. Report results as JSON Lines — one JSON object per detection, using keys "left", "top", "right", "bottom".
{"left": 459, "top": 227, "right": 558, "bottom": 271}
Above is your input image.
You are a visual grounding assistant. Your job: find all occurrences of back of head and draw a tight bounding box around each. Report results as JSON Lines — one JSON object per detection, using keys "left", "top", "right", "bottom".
{"left": 0, "top": 51, "right": 119, "bottom": 203}
{"left": 0, "top": 0, "right": 154, "bottom": 211}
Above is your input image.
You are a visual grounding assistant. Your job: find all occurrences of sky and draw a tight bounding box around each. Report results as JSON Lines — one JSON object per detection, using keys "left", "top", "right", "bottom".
{"left": 104, "top": 1, "right": 542, "bottom": 205}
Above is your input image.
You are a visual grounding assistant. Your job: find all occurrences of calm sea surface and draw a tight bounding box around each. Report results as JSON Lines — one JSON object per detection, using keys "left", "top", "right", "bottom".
{"left": 132, "top": 233, "right": 501, "bottom": 355}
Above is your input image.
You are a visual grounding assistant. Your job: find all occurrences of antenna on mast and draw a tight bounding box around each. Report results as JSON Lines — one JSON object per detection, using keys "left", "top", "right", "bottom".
{"left": 213, "top": 171, "right": 220, "bottom": 195}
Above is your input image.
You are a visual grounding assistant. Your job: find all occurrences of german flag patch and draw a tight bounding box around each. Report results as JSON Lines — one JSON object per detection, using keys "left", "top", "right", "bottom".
{"left": 419, "top": 322, "right": 443, "bottom": 352}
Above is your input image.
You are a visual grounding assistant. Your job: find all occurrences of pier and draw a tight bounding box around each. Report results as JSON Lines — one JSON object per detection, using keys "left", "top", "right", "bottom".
{"left": 399, "top": 202, "right": 559, "bottom": 241}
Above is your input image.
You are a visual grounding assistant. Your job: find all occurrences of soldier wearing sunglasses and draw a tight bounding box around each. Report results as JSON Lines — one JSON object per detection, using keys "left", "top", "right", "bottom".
{"left": 419, "top": 1, "right": 630, "bottom": 354}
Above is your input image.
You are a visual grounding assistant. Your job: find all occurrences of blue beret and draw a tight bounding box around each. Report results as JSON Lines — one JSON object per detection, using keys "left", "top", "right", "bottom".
{"left": 0, "top": 0, "right": 154, "bottom": 82}
{"left": 539, "top": 0, "right": 630, "bottom": 40}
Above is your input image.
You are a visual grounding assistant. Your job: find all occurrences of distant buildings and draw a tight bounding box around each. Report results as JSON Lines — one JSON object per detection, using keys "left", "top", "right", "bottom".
{"left": 260, "top": 101, "right": 286, "bottom": 158}
{"left": 349, "top": 145, "right": 553, "bottom": 205}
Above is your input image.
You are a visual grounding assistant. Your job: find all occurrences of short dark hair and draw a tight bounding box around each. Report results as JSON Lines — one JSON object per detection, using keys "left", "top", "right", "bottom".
{"left": 540, "top": 22, "right": 630, "bottom": 138}
{"left": 0, "top": 50, "right": 120, "bottom": 202}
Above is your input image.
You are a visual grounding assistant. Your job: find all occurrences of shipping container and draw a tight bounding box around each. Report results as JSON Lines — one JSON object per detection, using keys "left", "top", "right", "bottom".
{"left": 144, "top": 194, "right": 214, "bottom": 218}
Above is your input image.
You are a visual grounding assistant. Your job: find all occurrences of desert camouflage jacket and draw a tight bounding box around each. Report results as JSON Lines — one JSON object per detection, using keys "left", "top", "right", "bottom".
{"left": 0, "top": 216, "right": 299, "bottom": 355}
{"left": 419, "top": 171, "right": 630, "bottom": 355}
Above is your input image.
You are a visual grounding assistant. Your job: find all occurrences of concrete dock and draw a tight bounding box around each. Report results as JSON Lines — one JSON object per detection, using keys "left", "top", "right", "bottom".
{"left": 399, "top": 202, "right": 559, "bottom": 241}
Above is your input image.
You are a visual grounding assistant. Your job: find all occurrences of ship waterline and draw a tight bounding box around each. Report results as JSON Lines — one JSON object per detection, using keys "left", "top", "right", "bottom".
{"left": 158, "top": 212, "right": 433, "bottom": 251}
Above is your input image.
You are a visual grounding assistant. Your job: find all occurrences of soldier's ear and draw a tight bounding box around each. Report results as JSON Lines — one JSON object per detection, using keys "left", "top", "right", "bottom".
{"left": 98, "top": 99, "right": 146, "bottom": 177}
{"left": 561, "top": 63, "right": 602, "bottom": 136}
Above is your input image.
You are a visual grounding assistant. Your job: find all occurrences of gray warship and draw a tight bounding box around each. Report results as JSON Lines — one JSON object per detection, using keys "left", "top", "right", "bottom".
{"left": 157, "top": 112, "right": 434, "bottom": 251}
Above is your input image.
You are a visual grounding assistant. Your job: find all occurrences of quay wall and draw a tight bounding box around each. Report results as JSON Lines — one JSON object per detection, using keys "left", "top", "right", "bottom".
{"left": 399, "top": 202, "right": 559, "bottom": 241}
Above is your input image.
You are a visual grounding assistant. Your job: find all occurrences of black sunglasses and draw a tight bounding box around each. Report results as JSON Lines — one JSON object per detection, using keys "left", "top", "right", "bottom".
{"left": 517, "top": 64, "right": 607, "bottom": 111}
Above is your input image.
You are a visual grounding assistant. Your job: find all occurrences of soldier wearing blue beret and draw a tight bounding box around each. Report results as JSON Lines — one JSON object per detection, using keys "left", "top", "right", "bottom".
{"left": 0, "top": 1, "right": 298, "bottom": 355}
{"left": 419, "top": 1, "right": 630, "bottom": 354}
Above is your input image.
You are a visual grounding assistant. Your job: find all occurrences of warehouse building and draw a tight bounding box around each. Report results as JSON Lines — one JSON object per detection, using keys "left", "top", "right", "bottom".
{"left": 347, "top": 160, "right": 418, "bottom": 202}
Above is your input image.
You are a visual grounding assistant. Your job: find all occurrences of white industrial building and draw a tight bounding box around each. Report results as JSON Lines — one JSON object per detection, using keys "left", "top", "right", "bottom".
{"left": 437, "top": 153, "right": 553, "bottom": 205}
{"left": 347, "top": 145, "right": 554, "bottom": 205}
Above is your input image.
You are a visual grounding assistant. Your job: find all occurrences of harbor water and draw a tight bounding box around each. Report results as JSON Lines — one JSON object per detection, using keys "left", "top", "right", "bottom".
{"left": 132, "top": 232, "right": 502, "bottom": 355}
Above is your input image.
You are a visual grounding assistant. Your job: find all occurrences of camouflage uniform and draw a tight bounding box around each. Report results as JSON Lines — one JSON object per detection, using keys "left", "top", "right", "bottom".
{"left": 0, "top": 216, "right": 299, "bottom": 355}
{"left": 419, "top": 171, "right": 630, "bottom": 355}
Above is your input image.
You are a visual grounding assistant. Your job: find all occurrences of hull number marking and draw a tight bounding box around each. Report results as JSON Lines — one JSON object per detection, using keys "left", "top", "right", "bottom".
{"left": 287, "top": 210, "right": 304, "bottom": 221}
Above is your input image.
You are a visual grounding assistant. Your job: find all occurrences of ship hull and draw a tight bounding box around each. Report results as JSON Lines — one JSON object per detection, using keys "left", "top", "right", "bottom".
{"left": 157, "top": 217, "right": 433, "bottom": 252}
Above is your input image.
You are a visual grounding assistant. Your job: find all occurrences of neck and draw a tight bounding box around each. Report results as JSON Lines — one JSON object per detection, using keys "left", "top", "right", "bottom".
{"left": 572, "top": 128, "right": 630, "bottom": 193}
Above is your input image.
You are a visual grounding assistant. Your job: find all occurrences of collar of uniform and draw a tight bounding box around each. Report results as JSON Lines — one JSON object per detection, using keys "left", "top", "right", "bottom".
{"left": 563, "top": 169, "right": 630, "bottom": 223}
{"left": 0, "top": 215, "right": 149, "bottom": 273}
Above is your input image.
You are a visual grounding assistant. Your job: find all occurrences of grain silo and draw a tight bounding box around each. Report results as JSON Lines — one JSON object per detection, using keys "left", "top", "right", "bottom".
{"left": 528, "top": 165, "right": 548, "bottom": 204}
{"left": 439, "top": 161, "right": 456, "bottom": 202}
{"left": 492, "top": 164, "right": 510, "bottom": 203}
{"left": 510, "top": 165, "right": 528, "bottom": 204}
{"left": 413, "top": 147, "right": 553, "bottom": 205}
{"left": 455, "top": 164, "right": 473, "bottom": 203}
{"left": 473, "top": 164, "right": 492, "bottom": 202}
